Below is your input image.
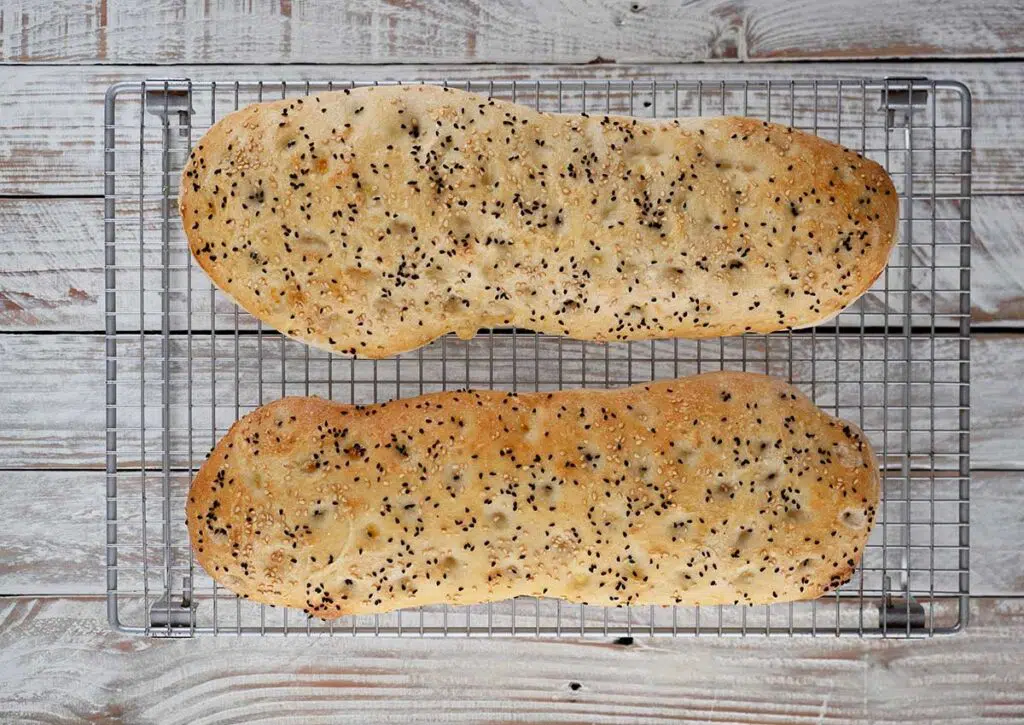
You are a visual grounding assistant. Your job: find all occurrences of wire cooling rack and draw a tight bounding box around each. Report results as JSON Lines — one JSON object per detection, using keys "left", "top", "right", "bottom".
{"left": 104, "top": 78, "right": 971, "bottom": 638}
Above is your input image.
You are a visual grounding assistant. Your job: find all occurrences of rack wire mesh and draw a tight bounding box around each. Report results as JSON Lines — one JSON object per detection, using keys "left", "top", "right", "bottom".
{"left": 104, "top": 78, "right": 971, "bottom": 638}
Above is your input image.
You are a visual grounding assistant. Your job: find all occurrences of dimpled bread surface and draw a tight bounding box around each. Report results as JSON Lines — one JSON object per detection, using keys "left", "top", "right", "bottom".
{"left": 187, "top": 372, "right": 879, "bottom": 618}
{"left": 181, "top": 84, "right": 898, "bottom": 358}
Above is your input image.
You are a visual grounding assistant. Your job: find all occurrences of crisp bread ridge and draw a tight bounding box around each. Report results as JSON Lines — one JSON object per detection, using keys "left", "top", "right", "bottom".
{"left": 187, "top": 372, "right": 879, "bottom": 619}
{"left": 181, "top": 84, "right": 898, "bottom": 359}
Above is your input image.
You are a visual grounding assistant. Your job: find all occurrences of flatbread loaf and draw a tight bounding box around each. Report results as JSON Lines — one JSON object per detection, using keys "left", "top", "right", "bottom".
{"left": 181, "top": 84, "right": 898, "bottom": 358}
{"left": 187, "top": 372, "right": 879, "bottom": 618}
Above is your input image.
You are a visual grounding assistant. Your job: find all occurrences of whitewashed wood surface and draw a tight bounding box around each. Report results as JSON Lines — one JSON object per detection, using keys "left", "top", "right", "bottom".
{"left": 1, "top": 1, "right": 1023, "bottom": 721}
{"left": 2, "top": 0, "right": 1021, "bottom": 64}
{"left": 1, "top": 597, "right": 1023, "bottom": 724}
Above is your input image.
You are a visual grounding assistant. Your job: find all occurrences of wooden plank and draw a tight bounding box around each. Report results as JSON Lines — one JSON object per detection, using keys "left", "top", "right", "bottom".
{"left": 1, "top": 470, "right": 1011, "bottom": 598}
{"left": 1, "top": 0, "right": 1021, "bottom": 65}
{"left": 1, "top": 470, "right": 105, "bottom": 596}
{"left": 0, "top": 596, "right": 1022, "bottom": 723}
{"left": 0, "top": 62, "right": 1020, "bottom": 196}
{"left": 0, "top": 332, "right": 1013, "bottom": 470}
{"left": 0, "top": 198, "right": 101, "bottom": 328}
{"left": 969, "top": 196, "right": 1024, "bottom": 323}
{"left": 972, "top": 472, "right": 1024, "bottom": 597}
{"left": 5, "top": 195, "right": 1012, "bottom": 331}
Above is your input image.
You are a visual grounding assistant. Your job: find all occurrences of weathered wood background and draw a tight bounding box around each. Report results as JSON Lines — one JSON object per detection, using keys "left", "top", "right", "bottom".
{"left": 1, "top": 0, "right": 1022, "bottom": 721}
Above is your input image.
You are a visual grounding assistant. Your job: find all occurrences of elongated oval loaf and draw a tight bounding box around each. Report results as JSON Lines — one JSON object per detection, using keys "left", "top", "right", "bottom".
{"left": 181, "top": 85, "right": 898, "bottom": 358}
{"left": 187, "top": 372, "right": 879, "bottom": 618}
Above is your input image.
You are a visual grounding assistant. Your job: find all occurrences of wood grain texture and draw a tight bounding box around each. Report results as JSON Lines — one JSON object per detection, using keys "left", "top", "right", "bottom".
{"left": 0, "top": 470, "right": 104, "bottom": 595}
{"left": 0, "top": 332, "right": 1014, "bottom": 470}
{"left": 5, "top": 195, "right": 1014, "bottom": 330}
{"left": 1, "top": 596, "right": 1023, "bottom": 723}
{"left": 0, "top": 470, "right": 1012, "bottom": 597}
{"left": 0, "top": 62, "right": 1020, "bottom": 196}
{"left": 968, "top": 196, "right": 1024, "bottom": 324}
{"left": 1, "top": 0, "right": 1022, "bottom": 65}
{"left": 0, "top": 198, "right": 101, "bottom": 328}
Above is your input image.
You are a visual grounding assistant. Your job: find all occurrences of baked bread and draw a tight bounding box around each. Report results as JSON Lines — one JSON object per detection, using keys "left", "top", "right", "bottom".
{"left": 187, "top": 372, "right": 879, "bottom": 618}
{"left": 181, "top": 84, "right": 898, "bottom": 359}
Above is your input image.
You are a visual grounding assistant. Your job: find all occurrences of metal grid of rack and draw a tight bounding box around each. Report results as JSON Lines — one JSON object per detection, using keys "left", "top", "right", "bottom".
{"left": 104, "top": 78, "right": 971, "bottom": 638}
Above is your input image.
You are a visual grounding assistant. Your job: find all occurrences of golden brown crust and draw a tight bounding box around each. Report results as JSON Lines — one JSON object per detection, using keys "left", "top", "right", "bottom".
{"left": 187, "top": 372, "right": 879, "bottom": 618}
{"left": 181, "top": 85, "right": 898, "bottom": 359}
